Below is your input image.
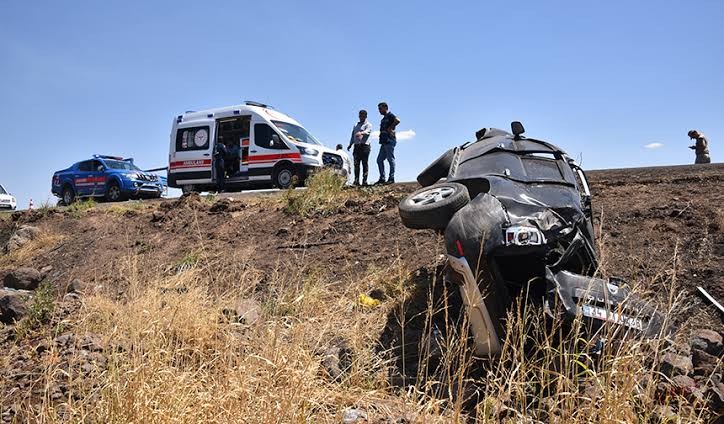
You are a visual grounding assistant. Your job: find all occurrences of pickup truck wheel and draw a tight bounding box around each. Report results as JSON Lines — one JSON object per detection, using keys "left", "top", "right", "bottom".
{"left": 399, "top": 182, "right": 470, "bottom": 230}
{"left": 417, "top": 148, "right": 456, "bottom": 187}
{"left": 62, "top": 186, "right": 76, "bottom": 205}
{"left": 106, "top": 181, "right": 124, "bottom": 202}
{"left": 273, "top": 165, "right": 294, "bottom": 189}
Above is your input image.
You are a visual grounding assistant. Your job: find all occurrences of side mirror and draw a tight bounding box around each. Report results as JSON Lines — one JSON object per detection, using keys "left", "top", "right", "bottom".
{"left": 511, "top": 121, "right": 525, "bottom": 140}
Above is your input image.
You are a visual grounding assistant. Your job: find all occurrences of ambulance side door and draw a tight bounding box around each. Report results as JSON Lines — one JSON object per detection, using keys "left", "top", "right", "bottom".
{"left": 169, "top": 123, "right": 214, "bottom": 185}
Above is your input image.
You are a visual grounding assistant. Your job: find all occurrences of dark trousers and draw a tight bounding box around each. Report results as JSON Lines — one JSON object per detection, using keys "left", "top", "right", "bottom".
{"left": 214, "top": 160, "right": 225, "bottom": 191}
{"left": 695, "top": 154, "right": 711, "bottom": 164}
{"left": 352, "top": 144, "right": 371, "bottom": 183}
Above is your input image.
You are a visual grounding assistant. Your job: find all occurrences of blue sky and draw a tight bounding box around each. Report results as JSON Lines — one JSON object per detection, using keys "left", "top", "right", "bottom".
{"left": 1, "top": 1, "right": 722, "bottom": 208}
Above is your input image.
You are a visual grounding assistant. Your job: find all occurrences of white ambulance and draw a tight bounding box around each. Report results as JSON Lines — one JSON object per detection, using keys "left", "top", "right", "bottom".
{"left": 168, "top": 101, "right": 345, "bottom": 192}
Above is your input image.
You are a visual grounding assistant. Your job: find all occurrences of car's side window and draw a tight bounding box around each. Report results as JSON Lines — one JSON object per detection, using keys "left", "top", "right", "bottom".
{"left": 91, "top": 160, "right": 104, "bottom": 172}
{"left": 254, "top": 124, "right": 289, "bottom": 150}
{"left": 176, "top": 126, "right": 211, "bottom": 152}
{"left": 78, "top": 161, "right": 93, "bottom": 172}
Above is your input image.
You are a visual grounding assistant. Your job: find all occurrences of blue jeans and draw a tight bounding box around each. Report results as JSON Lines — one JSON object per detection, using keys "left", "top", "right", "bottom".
{"left": 377, "top": 142, "right": 396, "bottom": 180}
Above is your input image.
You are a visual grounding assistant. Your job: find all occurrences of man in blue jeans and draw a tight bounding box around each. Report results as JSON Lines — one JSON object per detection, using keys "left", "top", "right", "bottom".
{"left": 375, "top": 102, "right": 400, "bottom": 184}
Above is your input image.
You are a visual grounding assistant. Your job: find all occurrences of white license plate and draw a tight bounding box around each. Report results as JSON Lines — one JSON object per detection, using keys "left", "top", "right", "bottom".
{"left": 581, "top": 305, "right": 644, "bottom": 331}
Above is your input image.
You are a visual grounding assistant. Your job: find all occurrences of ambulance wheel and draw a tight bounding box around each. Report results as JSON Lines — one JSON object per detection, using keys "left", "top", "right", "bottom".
{"left": 273, "top": 165, "right": 295, "bottom": 189}
{"left": 105, "top": 181, "right": 125, "bottom": 202}
{"left": 62, "top": 186, "right": 76, "bottom": 205}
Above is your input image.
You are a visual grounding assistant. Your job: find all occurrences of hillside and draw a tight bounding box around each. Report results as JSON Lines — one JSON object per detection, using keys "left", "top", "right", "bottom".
{"left": 0, "top": 164, "right": 722, "bottom": 422}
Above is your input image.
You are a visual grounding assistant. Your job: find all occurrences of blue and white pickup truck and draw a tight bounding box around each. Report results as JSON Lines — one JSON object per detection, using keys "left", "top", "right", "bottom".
{"left": 52, "top": 155, "right": 166, "bottom": 204}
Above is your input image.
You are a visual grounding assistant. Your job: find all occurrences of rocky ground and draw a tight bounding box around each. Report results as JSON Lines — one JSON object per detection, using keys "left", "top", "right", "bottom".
{"left": 0, "top": 163, "right": 722, "bottom": 422}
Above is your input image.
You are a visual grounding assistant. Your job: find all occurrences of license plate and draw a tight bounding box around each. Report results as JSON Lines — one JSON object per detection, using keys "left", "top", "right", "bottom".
{"left": 581, "top": 305, "right": 644, "bottom": 331}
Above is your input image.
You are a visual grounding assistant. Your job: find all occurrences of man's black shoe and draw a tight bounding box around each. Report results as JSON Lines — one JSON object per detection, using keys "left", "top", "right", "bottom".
{"left": 387, "top": 178, "right": 395, "bottom": 184}
{"left": 374, "top": 179, "right": 386, "bottom": 185}
{"left": 353, "top": 181, "right": 360, "bottom": 186}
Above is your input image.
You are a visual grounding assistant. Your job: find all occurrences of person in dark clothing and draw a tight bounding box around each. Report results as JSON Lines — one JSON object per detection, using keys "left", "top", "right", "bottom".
{"left": 687, "top": 130, "right": 711, "bottom": 164}
{"left": 226, "top": 142, "right": 241, "bottom": 177}
{"left": 375, "top": 102, "right": 400, "bottom": 184}
{"left": 214, "top": 141, "right": 228, "bottom": 192}
{"left": 347, "top": 109, "right": 373, "bottom": 185}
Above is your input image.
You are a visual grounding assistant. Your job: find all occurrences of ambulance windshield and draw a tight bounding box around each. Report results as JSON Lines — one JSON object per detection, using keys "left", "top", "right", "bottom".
{"left": 0, "top": 186, "right": 6, "bottom": 195}
{"left": 272, "top": 121, "right": 322, "bottom": 146}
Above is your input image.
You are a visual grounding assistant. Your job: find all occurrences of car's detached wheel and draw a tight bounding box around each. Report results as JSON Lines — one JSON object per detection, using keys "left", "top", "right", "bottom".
{"left": 399, "top": 182, "right": 470, "bottom": 230}
{"left": 417, "top": 148, "right": 456, "bottom": 187}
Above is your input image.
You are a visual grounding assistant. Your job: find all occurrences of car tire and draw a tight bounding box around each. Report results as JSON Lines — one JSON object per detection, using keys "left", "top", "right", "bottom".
{"left": 273, "top": 164, "right": 295, "bottom": 189}
{"left": 105, "top": 181, "right": 125, "bottom": 202}
{"left": 62, "top": 186, "right": 76, "bottom": 205}
{"left": 417, "top": 148, "right": 456, "bottom": 187}
{"left": 399, "top": 182, "right": 470, "bottom": 230}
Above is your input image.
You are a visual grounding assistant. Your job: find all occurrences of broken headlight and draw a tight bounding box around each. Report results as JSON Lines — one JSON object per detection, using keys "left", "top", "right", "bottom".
{"left": 505, "top": 226, "right": 546, "bottom": 246}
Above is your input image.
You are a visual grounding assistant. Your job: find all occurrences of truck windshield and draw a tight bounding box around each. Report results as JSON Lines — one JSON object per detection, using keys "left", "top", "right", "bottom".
{"left": 105, "top": 160, "right": 142, "bottom": 171}
{"left": 272, "top": 121, "right": 322, "bottom": 146}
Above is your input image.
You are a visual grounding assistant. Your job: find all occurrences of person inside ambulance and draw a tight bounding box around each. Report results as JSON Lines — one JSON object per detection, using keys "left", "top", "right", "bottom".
{"left": 214, "top": 140, "right": 228, "bottom": 192}
{"left": 226, "top": 139, "right": 241, "bottom": 177}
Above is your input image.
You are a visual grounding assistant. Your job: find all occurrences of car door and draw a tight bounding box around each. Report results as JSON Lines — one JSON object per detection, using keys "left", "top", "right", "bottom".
{"left": 249, "top": 122, "right": 290, "bottom": 180}
{"left": 89, "top": 159, "right": 106, "bottom": 196}
{"left": 170, "top": 123, "right": 214, "bottom": 186}
{"left": 74, "top": 161, "right": 94, "bottom": 196}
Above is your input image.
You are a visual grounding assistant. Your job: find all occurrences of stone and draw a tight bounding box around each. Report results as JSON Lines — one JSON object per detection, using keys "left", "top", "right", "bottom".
{"left": 53, "top": 334, "right": 75, "bottom": 348}
{"left": 691, "top": 348, "right": 718, "bottom": 376}
{"left": 66, "top": 279, "right": 91, "bottom": 295}
{"left": 3, "top": 267, "right": 42, "bottom": 290}
{"left": 78, "top": 333, "right": 103, "bottom": 352}
{"left": 234, "top": 299, "right": 261, "bottom": 326}
{"left": 150, "top": 210, "right": 165, "bottom": 222}
{"left": 321, "top": 338, "right": 353, "bottom": 383}
{"left": 4, "top": 225, "right": 40, "bottom": 253}
{"left": 342, "top": 407, "right": 367, "bottom": 423}
{"left": 659, "top": 352, "right": 693, "bottom": 376}
{"left": 0, "top": 291, "right": 29, "bottom": 323}
{"left": 691, "top": 329, "right": 723, "bottom": 357}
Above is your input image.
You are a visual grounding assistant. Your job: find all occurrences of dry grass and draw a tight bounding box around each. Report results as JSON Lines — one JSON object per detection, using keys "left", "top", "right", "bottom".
{"left": 0, "top": 231, "right": 65, "bottom": 268}
{"left": 16, "top": 224, "right": 717, "bottom": 423}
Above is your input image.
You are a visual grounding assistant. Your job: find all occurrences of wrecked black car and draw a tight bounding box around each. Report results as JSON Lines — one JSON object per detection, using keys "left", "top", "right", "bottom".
{"left": 399, "top": 122, "right": 665, "bottom": 357}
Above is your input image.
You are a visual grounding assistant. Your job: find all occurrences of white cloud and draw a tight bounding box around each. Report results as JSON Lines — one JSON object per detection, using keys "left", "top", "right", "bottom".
{"left": 370, "top": 129, "right": 416, "bottom": 141}
{"left": 644, "top": 142, "right": 663, "bottom": 150}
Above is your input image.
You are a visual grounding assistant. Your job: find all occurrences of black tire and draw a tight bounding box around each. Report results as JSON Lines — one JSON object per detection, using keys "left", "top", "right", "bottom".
{"left": 62, "top": 186, "right": 76, "bottom": 206}
{"left": 105, "top": 181, "right": 125, "bottom": 202}
{"left": 399, "top": 182, "right": 470, "bottom": 230}
{"left": 273, "top": 164, "right": 295, "bottom": 189}
{"left": 417, "top": 148, "right": 456, "bottom": 187}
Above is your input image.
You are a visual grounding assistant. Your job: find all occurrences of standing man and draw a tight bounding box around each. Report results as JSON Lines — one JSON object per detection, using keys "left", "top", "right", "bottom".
{"left": 376, "top": 102, "right": 400, "bottom": 184}
{"left": 688, "top": 130, "right": 711, "bottom": 164}
{"left": 213, "top": 140, "right": 228, "bottom": 192}
{"left": 347, "top": 110, "right": 373, "bottom": 186}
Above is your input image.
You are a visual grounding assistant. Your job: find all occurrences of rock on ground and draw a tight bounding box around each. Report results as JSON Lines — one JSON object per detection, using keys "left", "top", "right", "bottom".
{"left": 4, "top": 225, "right": 40, "bottom": 253}
{"left": 3, "top": 267, "right": 42, "bottom": 290}
{"left": 0, "top": 290, "right": 30, "bottom": 323}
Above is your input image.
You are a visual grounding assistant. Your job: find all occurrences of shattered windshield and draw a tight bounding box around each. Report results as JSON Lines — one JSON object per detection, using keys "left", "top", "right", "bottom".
{"left": 272, "top": 121, "right": 322, "bottom": 146}
{"left": 105, "top": 160, "right": 142, "bottom": 171}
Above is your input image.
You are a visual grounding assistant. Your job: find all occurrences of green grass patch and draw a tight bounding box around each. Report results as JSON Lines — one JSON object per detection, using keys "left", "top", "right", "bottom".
{"left": 67, "top": 198, "right": 97, "bottom": 218}
{"left": 15, "top": 281, "right": 56, "bottom": 339}
{"left": 283, "top": 169, "right": 350, "bottom": 217}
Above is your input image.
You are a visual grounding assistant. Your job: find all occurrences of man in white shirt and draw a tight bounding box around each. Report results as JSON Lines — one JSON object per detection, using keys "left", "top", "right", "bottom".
{"left": 347, "top": 110, "right": 373, "bottom": 186}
